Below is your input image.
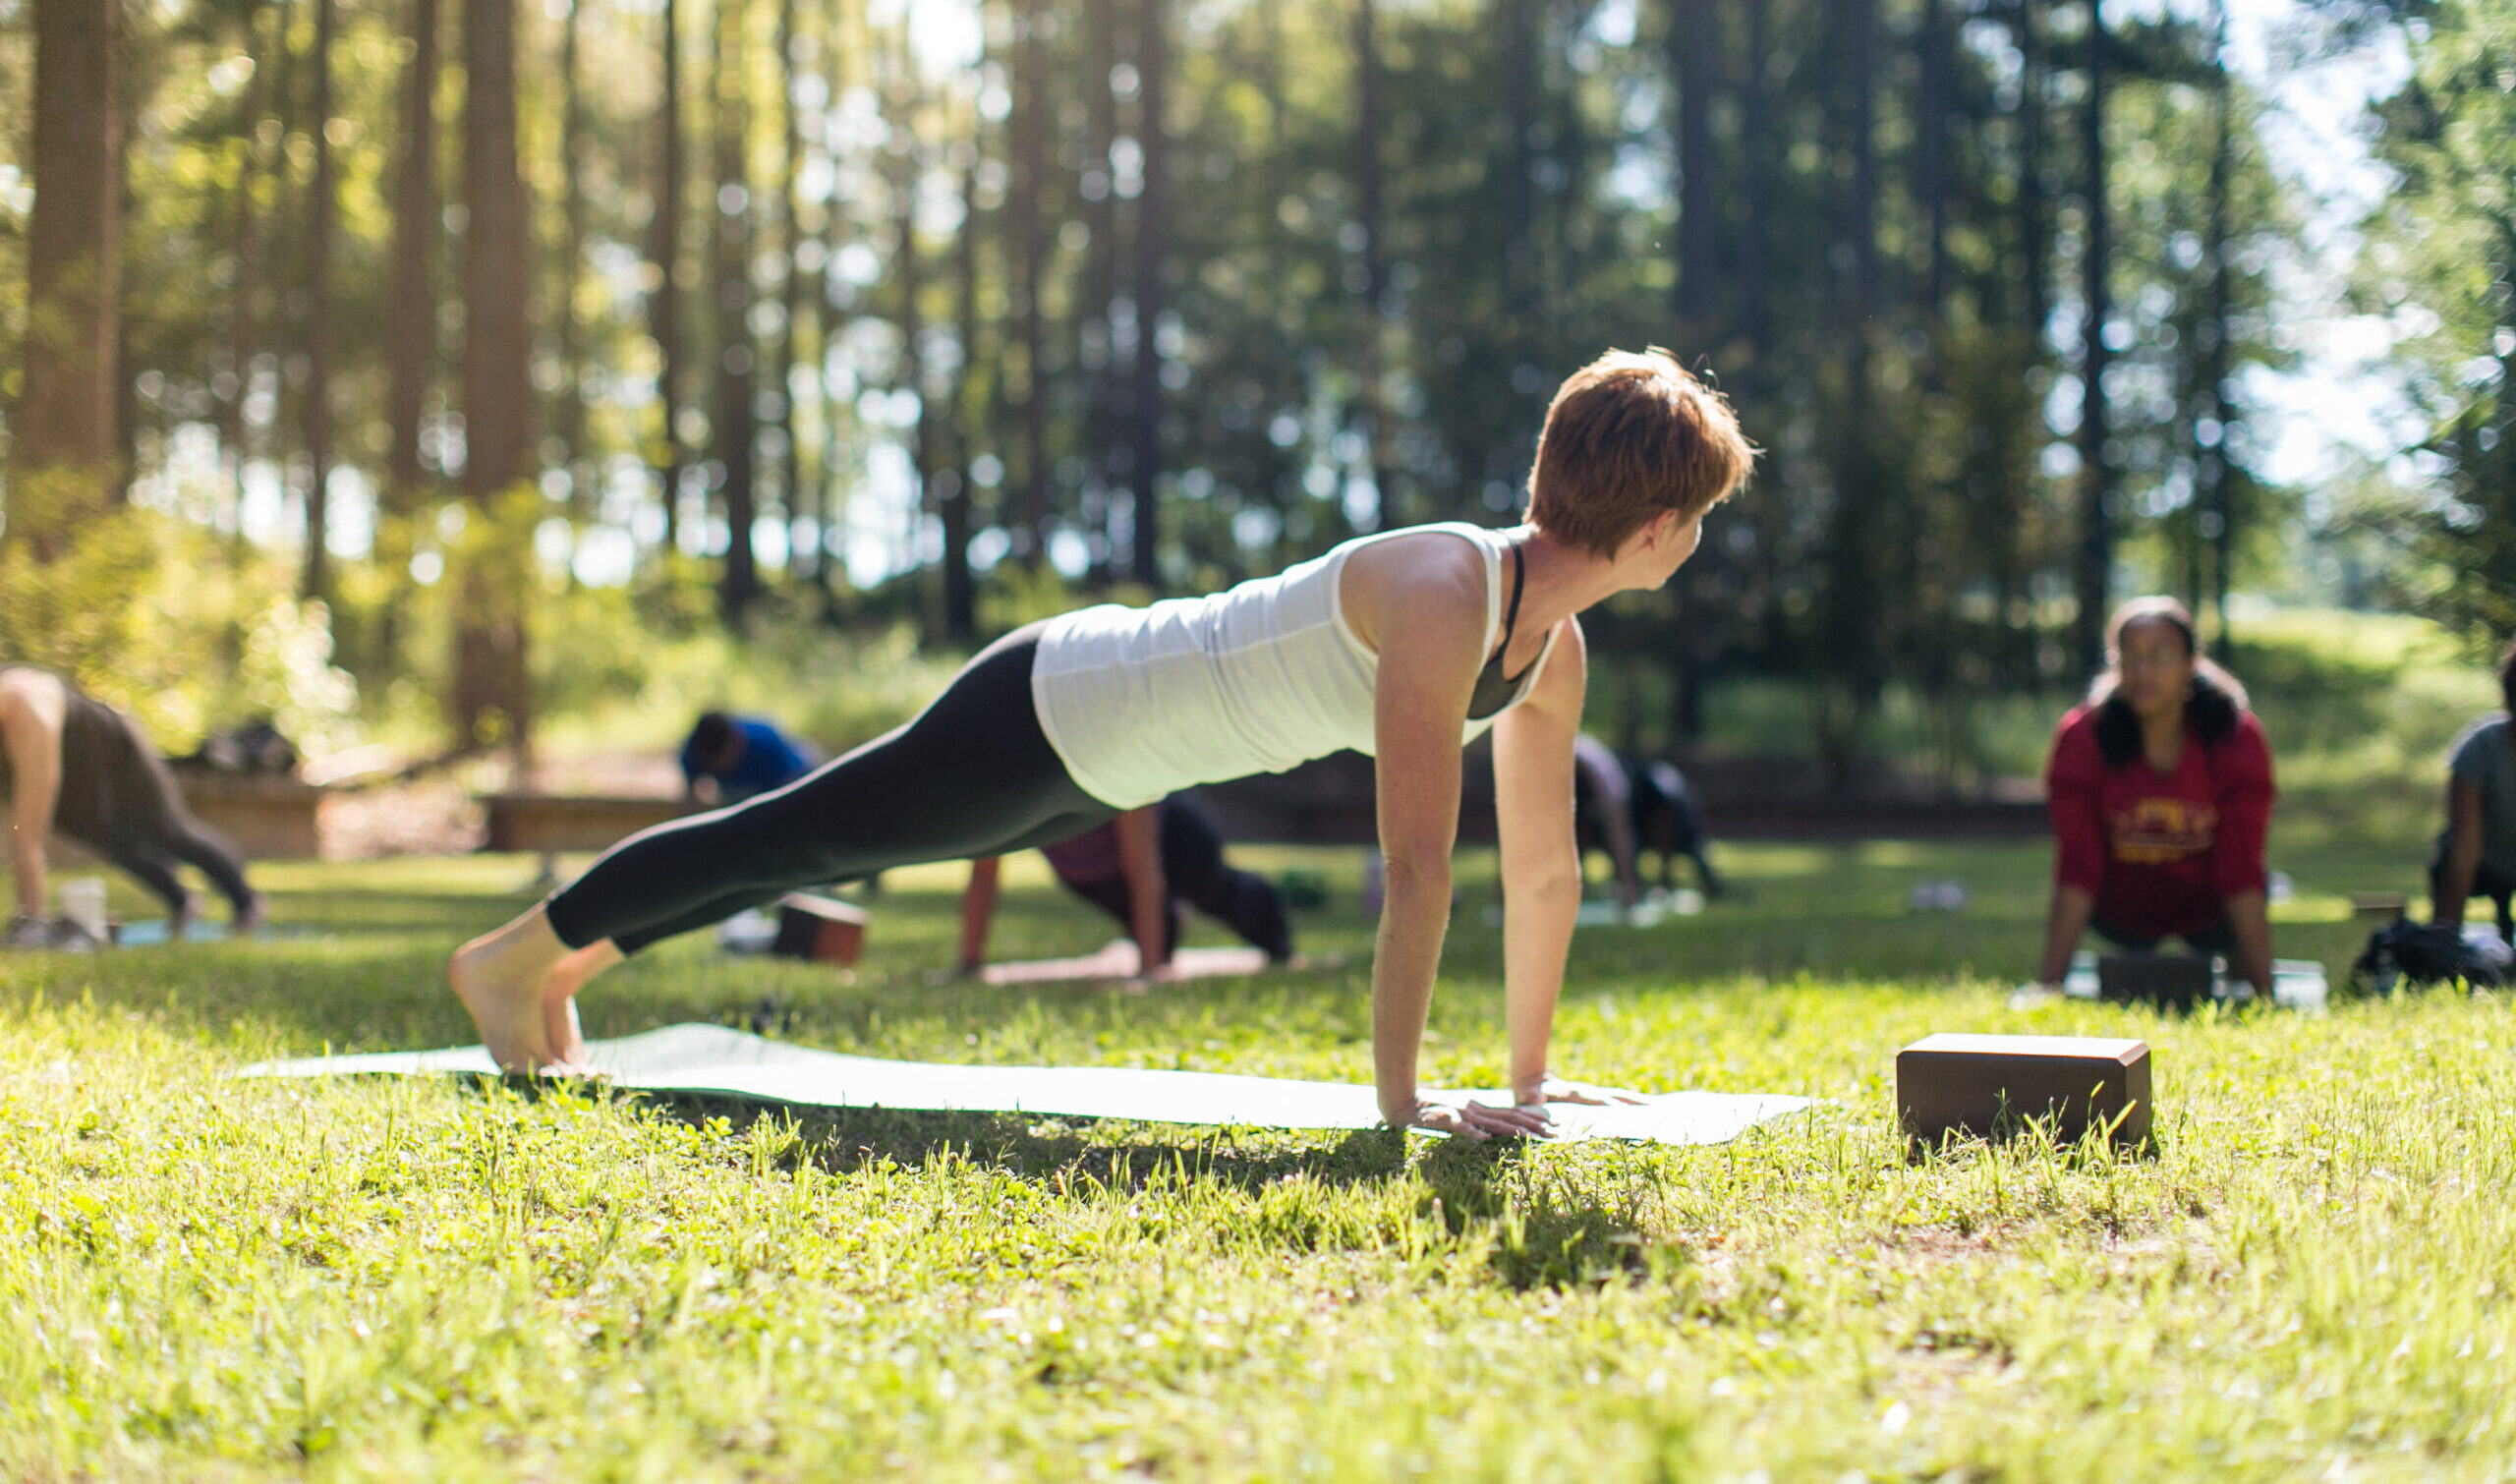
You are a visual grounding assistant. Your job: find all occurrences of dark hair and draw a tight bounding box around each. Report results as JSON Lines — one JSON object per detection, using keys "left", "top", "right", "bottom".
{"left": 2499, "top": 637, "right": 2516, "bottom": 717}
{"left": 689, "top": 711, "right": 735, "bottom": 763}
{"left": 2087, "top": 598, "right": 2249, "bottom": 770}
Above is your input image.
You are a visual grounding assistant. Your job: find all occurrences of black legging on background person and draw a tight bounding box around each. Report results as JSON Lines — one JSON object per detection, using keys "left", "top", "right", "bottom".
{"left": 543, "top": 626, "right": 1116, "bottom": 954}
{"left": 1047, "top": 797, "right": 1293, "bottom": 962}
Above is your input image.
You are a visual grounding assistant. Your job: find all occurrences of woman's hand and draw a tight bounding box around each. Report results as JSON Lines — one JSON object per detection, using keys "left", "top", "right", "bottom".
{"left": 1513, "top": 1075, "right": 1648, "bottom": 1109}
{"left": 1389, "top": 1094, "right": 1555, "bottom": 1141}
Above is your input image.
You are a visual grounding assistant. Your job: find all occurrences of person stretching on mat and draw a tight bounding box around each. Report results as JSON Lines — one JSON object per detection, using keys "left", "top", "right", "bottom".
{"left": 2030, "top": 599, "right": 2277, "bottom": 999}
{"left": 1, "top": 665, "right": 265, "bottom": 947}
{"left": 449, "top": 347, "right": 1755, "bottom": 1139}
{"left": 956, "top": 793, "right": 1293, "bottom": 980}
{"left": 680, "top": 712, "right": 816, "bottom": 805}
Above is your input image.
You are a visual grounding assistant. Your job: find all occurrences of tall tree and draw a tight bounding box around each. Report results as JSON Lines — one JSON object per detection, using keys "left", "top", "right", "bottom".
{"left": 1079, "top": 0, "right": 1118, "bottom": 574}
{"left": 12, "top": 0, "right": 127, "bottom": 560}
{"left": 1916, "top": 0, "right": 1952, "bottom": 312}
{"left": 943, "top": 138, "right": 981, "bottom": 641}
{"left": 383, "top": 0, "right": 440, "bottom": 513}
{"left": 646, "top": 0, "right": 688, "bottom": 549}
{"left": 556, "top": 0, "right": 590, "bottom": 508}
{"left": 1351, "top": 0, "right": 1394, "bottom": 532}
{"left": 302, "top": 0, "right": 338, "bottom": 603}
{"left": 1128, "top": 0, "right": 1171, "bottom": 582}
{"left": 773, "top": 0, "right": 804, "bottom": 564}
{"left": 224, "top": 0, "right": 270, "bottom": 527}
{"left": 886, "top": 28, "right": 942, "bottom": 640}
{"left": 712, "top": 0, "right": 762, "bottom": 620}
{"left": 2074, "top": 1, "right": 2115, "bottom": 674}
{"left": 1671, "top": 0, "right": 1717, "bottom": 338}
{"left": 2201, "top": 1, "right": 2236, "bottom": 658}
{"left": 1009, "top": 0, "right": 1051, "bottom": 563}
{"left": 454, "top": 0, "right": 536, "bottom": 753}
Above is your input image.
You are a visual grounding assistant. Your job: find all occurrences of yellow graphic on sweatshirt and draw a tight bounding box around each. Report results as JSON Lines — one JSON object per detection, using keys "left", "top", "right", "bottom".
{"left": 2109, "top": 797, "right": 2216, "bottom": 865}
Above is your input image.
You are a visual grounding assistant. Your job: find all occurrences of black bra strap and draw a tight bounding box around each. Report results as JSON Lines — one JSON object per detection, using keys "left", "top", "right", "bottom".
{"left": 1489, "top": 542, "right": 1526, "bottom": 668}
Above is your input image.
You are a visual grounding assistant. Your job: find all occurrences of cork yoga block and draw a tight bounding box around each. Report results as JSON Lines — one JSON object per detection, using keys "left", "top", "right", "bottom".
{"left": 772, "top": 893, "right": 868, "bottom": 966}
{"left": 1896, "top": 1033, "right": 2152, "bottom": 1148}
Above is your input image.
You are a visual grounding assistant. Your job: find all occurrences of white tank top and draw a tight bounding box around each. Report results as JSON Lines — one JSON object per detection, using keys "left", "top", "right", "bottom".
{"left": 1030, "top": 522, "right": 1561, "bottom": 809}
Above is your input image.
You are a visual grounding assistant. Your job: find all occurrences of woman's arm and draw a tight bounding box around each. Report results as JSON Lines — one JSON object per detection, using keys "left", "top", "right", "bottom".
{"left": 956, "top": 856, "right": 1001, "bottom": 972}
{"left": 2211, "top": 716, "right": 2277, "bottom": 996}
{"left": 2224, "top": 888, "right": 2274, "bottom": 999}
{"left": 2435, "top": 777, "right": 2485, "bottom": 929}
{"left": 1355, "top": 541, "right": 1547, "bottom": 1140}
{"left": 1494, "top": 620, "right": 1586, "bottom": 1103}
{"left": 1, "top": 673, "right": 65, "bottom": 920}
{"left": 2040, "top": 717, "right": 2105, "bottom": 988}
{"left": 2035, "top": 884, "right": 2096, "bottom": 988}
{"left": 1111, "top": 806, "right": 1171, "bottom": 974}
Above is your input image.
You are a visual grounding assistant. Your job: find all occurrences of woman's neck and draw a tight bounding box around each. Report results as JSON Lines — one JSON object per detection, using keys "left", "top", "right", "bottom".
{"left": 1511, "top": 526, "right": 1640, "bottom": 636}
{"left": 2135, "top": 703, "right": 2186, "bottom": 766}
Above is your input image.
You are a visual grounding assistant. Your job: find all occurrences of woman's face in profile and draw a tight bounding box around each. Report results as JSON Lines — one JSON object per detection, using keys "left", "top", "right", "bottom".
{"left": 2114, "top": 617, "right": 2197, "bottom": 720}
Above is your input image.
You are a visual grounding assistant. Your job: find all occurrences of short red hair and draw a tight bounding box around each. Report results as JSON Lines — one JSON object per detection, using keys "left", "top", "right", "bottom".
{"left": 1524, "top": 348, "right": 1754, "bottom": 557}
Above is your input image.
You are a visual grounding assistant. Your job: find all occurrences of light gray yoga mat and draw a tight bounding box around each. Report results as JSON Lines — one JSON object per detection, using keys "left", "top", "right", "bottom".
{"left": 240, "top": 1022, "right": 1814, "bottom": 1145}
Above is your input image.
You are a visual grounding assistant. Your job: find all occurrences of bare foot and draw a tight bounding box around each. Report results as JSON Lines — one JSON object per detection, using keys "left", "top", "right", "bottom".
{"left": 233, "top": 893, "right": 266, "bottom": 937}
{"left": 448, "top": 909, "right": 570, "bottom": 1073}
{"left": 540, "top": 942, "right": 618, "bottom": 1071}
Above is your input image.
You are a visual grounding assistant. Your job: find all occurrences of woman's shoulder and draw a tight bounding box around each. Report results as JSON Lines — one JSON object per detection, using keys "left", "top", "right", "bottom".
{"left": 2052, "top": 705, "right": 2103, "bottom": 746}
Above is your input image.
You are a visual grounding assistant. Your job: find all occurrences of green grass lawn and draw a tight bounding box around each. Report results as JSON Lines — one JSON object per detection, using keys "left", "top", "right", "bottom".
{"left": 6, "top": 835, "right": 2513, "bottom": 1481}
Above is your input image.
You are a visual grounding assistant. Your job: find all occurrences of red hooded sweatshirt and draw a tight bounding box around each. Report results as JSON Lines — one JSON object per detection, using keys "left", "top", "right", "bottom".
{"left": 2045, "top": 704, "right": 2276, "bottom": 942}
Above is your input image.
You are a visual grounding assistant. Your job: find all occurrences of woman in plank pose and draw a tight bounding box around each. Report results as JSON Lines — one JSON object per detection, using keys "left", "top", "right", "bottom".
{"left": 450, "top": 348, "right": 1753, "bottom": 1139}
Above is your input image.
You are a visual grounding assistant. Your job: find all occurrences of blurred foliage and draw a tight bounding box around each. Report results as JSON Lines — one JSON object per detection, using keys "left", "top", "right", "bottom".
{"left": 0, "top": 497, "right": 362, "bottom": 754}
{"left": 2347, "top": 0, "right": 2516, "bottom": 644}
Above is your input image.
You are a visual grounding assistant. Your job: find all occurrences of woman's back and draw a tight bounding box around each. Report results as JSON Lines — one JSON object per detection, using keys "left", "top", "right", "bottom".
{"left": 1030, "top": 523, "right": 1554, "bottom": 809}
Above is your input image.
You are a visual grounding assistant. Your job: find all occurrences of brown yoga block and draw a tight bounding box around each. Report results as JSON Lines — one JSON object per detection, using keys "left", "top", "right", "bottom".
{"left": 1897, "top": 1033, "right": 2152, "bottom": 1147}
{"left": 772, "top": 893, "right": 867, "bottom": 966}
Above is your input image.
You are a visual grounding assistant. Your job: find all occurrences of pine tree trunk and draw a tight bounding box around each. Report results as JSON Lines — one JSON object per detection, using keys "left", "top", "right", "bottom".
{"left": 1671, "top": 0, "right": 1717, "bottom": 337}
{"left": 774, "top": 0, "right": 804, "bottom": 574}
{"left": 648, "top": 0, "right": 686, "bottom": 550}
{"left": 557, "top": 0, "right": 589, "bottom": 511}
{"left": 454, "top": 0, "right": 536, "bottom": 755}
{"left": 383, "top": 0, "right": 438, "bottom": 510}
{"left": 944, "top": 148, "right": 980, "bottom": 642}
{"left": 224, "top": 0, "right": 267, "bottom": 531}
{"left": 1351, "top": 0, "right": 1393, "bottom": 532}
{"left": 713, "top": 0, "right": 761, "bottom": 622}
{"left": 13, "top": 0, "right": 126, "bottom": 560}
{"left": 1011, "top": 0, "right": 1050, "bottom": 564}
{"left": 2074, "top": 6, "right": 2113, "bottom": 676}
{"left": 302, "top": 0, "right": 337, "bottom": 604}
{"left": 1080, "top": 0, "right": 1118, "bottom": 577}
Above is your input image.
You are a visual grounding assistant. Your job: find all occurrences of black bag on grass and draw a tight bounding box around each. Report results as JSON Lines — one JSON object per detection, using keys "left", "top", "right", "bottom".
{"left": 2349, "top": 921, "right": 2506, "bottom": 996}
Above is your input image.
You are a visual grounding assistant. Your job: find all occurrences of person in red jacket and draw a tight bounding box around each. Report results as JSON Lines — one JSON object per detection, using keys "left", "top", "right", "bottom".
{"left": 2031, "top": 598, "right": 2277, "bottom": 999}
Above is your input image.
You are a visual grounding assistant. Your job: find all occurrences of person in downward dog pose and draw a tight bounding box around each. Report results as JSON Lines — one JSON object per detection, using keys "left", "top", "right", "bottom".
{"left": 2, "top": 665, "right": 265, "bottom": 945}
{"left": 449, "top": 348, "right": 1755, "bottom": 1138}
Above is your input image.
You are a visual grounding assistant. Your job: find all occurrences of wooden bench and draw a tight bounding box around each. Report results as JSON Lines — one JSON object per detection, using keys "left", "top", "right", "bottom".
{"left": 172, "top": 771, "right": 326, "bottom": 859}
{"left": 478, "top": 793, "right": 698, "bottom": 856}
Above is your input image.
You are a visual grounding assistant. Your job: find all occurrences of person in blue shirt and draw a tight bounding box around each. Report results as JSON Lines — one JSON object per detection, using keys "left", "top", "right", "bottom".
{"left": 679, "top": 713, "right": 814, "bottom": 804}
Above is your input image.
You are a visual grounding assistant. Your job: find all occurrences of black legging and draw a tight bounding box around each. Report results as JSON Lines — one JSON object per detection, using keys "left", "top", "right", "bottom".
{"left": 545, "top": 625, "right": 1117, "bottom": 954}
{"left": 49, "top": 701, "right": 257, "bottom": 920}
{"left": 1058, "top": 797, "right": 1293, "bottom": 961}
